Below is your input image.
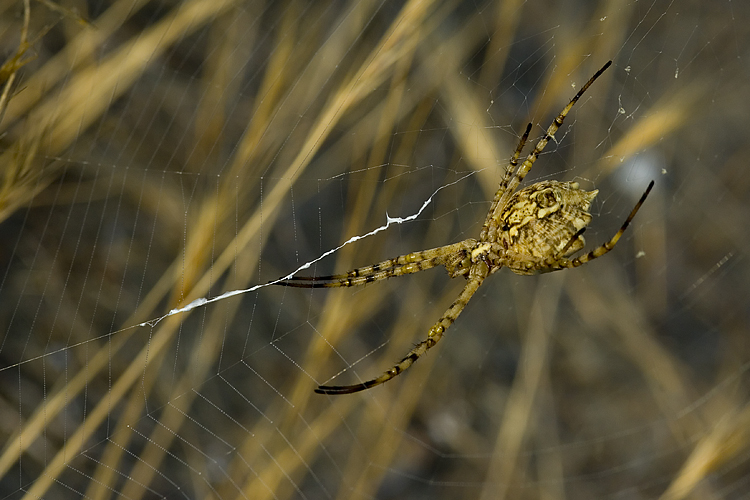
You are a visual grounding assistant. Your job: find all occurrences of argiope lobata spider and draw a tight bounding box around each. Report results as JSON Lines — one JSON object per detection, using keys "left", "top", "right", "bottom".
{"left": 275, "top": 60, "right": 654, "bottom": 395}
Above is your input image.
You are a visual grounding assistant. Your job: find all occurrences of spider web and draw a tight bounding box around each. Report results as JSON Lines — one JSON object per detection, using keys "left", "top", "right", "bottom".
{"left": 1, "top": 0, "right": 749, "bottom": 498}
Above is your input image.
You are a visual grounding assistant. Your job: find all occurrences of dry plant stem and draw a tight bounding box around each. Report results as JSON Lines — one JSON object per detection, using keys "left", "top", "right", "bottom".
{"left": 0, "top": 0, "right": 30, "bottom": 122}
{"left": 276, "top": 61, "right": 655, "bottom": 394}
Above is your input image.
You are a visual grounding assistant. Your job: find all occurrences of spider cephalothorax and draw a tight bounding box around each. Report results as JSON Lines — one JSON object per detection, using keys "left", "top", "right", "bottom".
{"left": 275, "top": 60, "right": 654, "bottom": 395}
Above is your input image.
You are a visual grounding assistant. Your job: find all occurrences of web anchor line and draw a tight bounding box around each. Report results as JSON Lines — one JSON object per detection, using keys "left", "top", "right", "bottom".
{"left": 142, "top": 171, "right": 479, "bottom": 327}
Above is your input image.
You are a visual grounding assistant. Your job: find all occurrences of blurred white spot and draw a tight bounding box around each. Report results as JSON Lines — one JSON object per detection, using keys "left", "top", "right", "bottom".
{"left": 614, "top": 151, "right": 663, "bottom": 197}
{"left": 428, "top": 404, "right": 470, "bottom": 446}
{"left": 429, "top": 411, "right": 460, "bottom": 444}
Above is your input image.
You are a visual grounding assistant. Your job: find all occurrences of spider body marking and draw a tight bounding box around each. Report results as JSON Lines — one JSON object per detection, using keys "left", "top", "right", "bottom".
{"left": 274, "top": 60, "right": 655, "bottom": 395}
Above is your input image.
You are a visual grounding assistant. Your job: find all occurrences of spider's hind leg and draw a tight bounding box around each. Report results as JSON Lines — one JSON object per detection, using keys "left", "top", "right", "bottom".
{"left": 548, "top": 180, "right": 654, "bottom": 271}
{"left": 494, "top": 61, "right": 613, "bottom": 217}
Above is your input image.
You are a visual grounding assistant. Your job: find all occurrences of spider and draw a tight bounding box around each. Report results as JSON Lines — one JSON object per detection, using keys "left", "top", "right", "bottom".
{"left": 275, "top": 60, "right": 654, "bottom": 395}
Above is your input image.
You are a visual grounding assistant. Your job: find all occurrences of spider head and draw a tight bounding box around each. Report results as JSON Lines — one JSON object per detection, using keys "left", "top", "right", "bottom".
{"left": 499, "top": 180, "right": 598, "bottom": 274}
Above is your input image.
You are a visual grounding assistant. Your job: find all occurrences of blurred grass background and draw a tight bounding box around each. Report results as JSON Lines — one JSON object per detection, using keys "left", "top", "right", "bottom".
{"left": 1, "top": 0, "right": 750, "bottom": 498}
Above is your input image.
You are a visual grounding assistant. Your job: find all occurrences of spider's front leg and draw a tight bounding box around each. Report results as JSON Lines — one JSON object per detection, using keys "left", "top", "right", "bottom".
{"left": 442, "top": 238, "right": 479, "bottom": 278}
{"left": 273, "top": 240, "right": 475, "bottom": 288}
{"left": 314, "top": 261, "right": 489, "bottom": 395}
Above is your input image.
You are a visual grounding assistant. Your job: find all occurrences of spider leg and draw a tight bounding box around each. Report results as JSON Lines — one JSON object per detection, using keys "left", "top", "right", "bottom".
{"left": 480, "top": 123, "right": 532, "bottom": 241}
{"left": 492, "top": 61, "right": 612, "bottom": 218}
{"left": 548, "top": 180, "right": 654, "bottom": 271}
{"left": 315, "top": 273, "right": 486, "bottom": 394}
{"left": 274, "top": 240, "right": 475, "bottom": 288}
{"left": 561, "top": 228, "right": 586, "bottom": 256}
{"left": 275, "top": 258, "right": 444, "bottom": 288}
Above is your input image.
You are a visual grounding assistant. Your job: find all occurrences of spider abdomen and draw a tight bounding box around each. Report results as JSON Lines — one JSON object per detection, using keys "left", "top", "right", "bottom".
{"left": 498, "top": 180, "right": 598, "bottom": 275}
